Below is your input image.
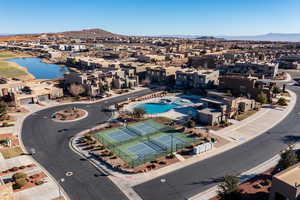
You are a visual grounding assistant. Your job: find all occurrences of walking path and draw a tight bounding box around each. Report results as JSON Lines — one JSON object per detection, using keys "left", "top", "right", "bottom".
{"left": 71, "top": 90, "right": 296, "bottom": 199}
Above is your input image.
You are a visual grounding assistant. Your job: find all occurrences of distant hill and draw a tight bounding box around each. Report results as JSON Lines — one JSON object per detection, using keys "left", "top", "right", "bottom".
{"left": 0, "top": 28, "right": 124, "bottom": 42}
{"left": 153, "top": 35, "right": 223, "bottom": 40}
{"left": 221, "top": 33, "right": 300, "bottom": 42}
{"left": 56, "top": 28, "right": 124, "bottom": 39}
{"left": 152, "top": 33, "right": 300, "bottom": 42}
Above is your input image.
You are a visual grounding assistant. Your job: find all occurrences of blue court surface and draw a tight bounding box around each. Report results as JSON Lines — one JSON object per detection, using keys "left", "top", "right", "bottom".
{"left": 106, "top": 129, "right": 135, "bottom": 142}
{"left": 128, "top": 142, "right": 157, "bottom": 159}
{"left": 152, "top": 134, "right": 185, "bottom": 149}
{"left": 129, "top": 123, "right": 158, "bottom": 135}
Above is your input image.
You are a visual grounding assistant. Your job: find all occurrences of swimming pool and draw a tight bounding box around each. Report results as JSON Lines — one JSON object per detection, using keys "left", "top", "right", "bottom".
{"left": 137, "top": 103, "right": 178, "bottom": 114}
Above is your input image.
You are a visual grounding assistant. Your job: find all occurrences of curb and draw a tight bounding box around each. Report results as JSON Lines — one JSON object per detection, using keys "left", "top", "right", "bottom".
{"left": 16, "top": 89, "right": 151, "bottom": 200}
{"left": 189, "top": 90, "right": 297, "bottom": 200}
{"left": 18, "top": 114, "right": 70, "bottom": 200}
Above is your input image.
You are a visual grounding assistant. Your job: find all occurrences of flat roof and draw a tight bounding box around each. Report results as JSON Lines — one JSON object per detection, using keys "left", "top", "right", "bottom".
{"left": 275, "top": 163, "right": 300, "bottom": 187}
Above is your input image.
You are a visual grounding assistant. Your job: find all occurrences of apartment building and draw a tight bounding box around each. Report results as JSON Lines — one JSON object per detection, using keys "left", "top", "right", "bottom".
{"left": 278, "top": 56, "right": 300, "bottom": 70}
{"left": 64, "top": 71, "right": 112, "bottom": 96}
{"left": 187, "top": 55, "right": 218, "bottom": 69}
{"left": 64, "top": 68, "right": 138, "bottom": 96}
{"left": 146, "top": 66, "right": 179, "bottom": 84}
{"left": 196, "top": 90, "right": 257, "bottom": 125}
{"left": 138, "top": 54, "right": 166, "bottom": 63}
{"left": 219, "top": 62, "right": 279, "bottom": 79}
{"left": 219, "top": 75, "right": 276, "bottom": 101}
{"left": 175, "top": 69, "right": 219, "bottom": 89}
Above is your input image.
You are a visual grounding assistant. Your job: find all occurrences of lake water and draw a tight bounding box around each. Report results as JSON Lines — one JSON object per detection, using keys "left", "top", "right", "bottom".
{"left": 7, "top": 57, "right": 69, "bottom": 79}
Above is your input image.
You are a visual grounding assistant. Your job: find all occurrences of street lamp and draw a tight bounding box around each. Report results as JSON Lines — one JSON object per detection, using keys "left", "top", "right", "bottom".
{"left": 160, "top": 178, "right": 187, "bottom": 200}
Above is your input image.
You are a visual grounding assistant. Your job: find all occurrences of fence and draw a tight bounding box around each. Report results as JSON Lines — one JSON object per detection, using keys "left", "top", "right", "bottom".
{"left": 93, "top": 129, "right": 199, "bottom": 168}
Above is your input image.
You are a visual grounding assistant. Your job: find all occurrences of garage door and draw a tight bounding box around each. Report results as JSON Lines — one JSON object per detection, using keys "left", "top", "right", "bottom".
{"left": 20, "top": 97, "right": 33, "bottom": 105}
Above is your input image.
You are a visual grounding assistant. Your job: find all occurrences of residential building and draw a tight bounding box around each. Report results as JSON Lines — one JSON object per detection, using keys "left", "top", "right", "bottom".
{"left": 64, "top": 71, "right": 112, "bottom": 96}
{"left": 175, "top": 69, "right": 219, "bottom": 89}
{"left": 269, "top": 163, "right": 300, "bottom": 200}
{"left": 219, "top": 62, "right": 279, "bottom": 79}
{"left": 196, "top": 91, "right": 257, "bottom": 125}
{"left": 146, "top": 66, "right": 179, "bottom": 84}
{"left": 219, "top": 75, "right": 276, "bottom": 101}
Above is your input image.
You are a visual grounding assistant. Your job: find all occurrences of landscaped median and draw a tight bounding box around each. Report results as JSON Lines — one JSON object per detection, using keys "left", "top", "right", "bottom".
{"left": 51, "top": 108, "right": 88, "bottom": 122}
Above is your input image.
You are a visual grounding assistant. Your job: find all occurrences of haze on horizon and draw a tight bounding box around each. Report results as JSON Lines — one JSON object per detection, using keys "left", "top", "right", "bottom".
{"left": 0, "top": 0, "right": 299, "bottom": 36}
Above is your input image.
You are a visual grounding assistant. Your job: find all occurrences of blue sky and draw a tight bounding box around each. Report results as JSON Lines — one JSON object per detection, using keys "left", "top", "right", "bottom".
{"left": 0, "top": 0, "right": 299, "bottom": 36}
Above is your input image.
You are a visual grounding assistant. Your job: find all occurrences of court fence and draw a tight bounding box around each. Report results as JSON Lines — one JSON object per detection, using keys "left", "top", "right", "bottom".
{"left": 93, "top": 131, "right": 199, "bottom": 168}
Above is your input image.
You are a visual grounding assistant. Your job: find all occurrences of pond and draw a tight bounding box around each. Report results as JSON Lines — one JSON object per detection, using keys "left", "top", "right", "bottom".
{"left": 7, "top": 57, "right": 69, "bottom": 79}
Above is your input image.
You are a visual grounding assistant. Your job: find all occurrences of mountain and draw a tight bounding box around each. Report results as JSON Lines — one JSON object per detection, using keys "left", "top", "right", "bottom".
{"left": 0, "top": 28, "right": 124, "bottom": 42}
{"left": 221, "top": 33, "right": 300, "bottom": 42}
{"left": 56, "top": 28, "right": 124, "bottom": 39}
{"left": 152, "top": 35, "right": 223, "bottom": 39}
{"left": 152, "top": 33, "right": 300, "bottom": 42}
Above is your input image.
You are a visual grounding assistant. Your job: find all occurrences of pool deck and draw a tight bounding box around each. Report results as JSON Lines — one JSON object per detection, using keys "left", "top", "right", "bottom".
{"left": 124, "top": 95, "right": 200, "bottom": 120}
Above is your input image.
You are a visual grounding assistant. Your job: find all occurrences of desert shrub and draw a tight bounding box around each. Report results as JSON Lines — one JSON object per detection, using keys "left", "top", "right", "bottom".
{"left": 13, "top": 178, "right": 27, "bottom": 189}
{"left": 187, "top": 119, "right": 196, "bottom": 128}
{"left": 159, "top": 161, "right": 166, "bottom": 165}
{"left": 260, "top": 179, "right": 271, "bottom": 186}
{"left": 12, "top": 172, "right": 27, "bottom": 181}
{"left": 277, "top": 98, "right": 288, "bottom": 106}
{"left": 166, "top": 154, "right": 175, "bottom": 159}
{"left": 9, "top": 167, "right": 19, "bottom": 172}
{"left": 2, "top": 122, "right": 9, "bottom": 127}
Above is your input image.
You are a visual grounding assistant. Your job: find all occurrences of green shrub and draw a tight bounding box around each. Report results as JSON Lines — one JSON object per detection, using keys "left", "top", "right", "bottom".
{"left": 13, "top": 178, "right": 27, "bottom": 189}
{"left": 1, "top": 122, "right": 8, "bottom": 127}
{"left": 187, "top": 119, "right": 196, "bottom": 128}
{"left": 277, "top": 98, "right": 288, "bottom": 106}
{"left": 12, "top": 172, "right": 27, "bottom": 181}
{"left": 256, "top": 92, "right": 267, "bottom": 104}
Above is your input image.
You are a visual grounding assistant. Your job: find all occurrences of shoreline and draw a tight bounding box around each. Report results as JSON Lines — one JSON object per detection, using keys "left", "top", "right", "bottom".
{"left": 0, "top": 60, "right": 35, "bottom": 81}
{"left": 3, "top": 57, "right": 70, "bottom": 80}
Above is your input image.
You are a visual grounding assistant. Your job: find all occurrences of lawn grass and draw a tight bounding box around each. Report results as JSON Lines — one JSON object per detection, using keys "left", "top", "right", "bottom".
{"left": 0, "top": 51, "right": 18, "bottom": 59}
{"left": 0, "top": 146, "right": 23, "bottom": 159}
{"left": 0, "top": 61, "right": 34, "bottom": 80}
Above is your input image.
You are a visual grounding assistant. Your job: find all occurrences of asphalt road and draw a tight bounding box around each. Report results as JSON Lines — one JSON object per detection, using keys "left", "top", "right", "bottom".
{"left": 22, "top": 74, "right": 300, "bottom": 200}
{"left": 134, "top": 77, "right": 300, "bottom": 200}
{"left": 21, "top": 89, "right": 153, "bottom": 200}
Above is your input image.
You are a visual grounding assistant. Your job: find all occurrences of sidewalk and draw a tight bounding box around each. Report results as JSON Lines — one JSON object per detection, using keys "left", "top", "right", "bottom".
{"left": 9, "top": 86, "right": 150, "bottom": 200}
{"left": 71, "top": 90, "right": 296, "bottom": 200}
{"left": 192, "top": 142, "right": 300, "bottom": 200}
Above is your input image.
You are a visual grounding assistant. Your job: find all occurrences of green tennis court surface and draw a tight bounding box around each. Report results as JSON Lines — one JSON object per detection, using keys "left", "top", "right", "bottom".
{"left": 93, "top": 119, "right": 197, "bottom": 168}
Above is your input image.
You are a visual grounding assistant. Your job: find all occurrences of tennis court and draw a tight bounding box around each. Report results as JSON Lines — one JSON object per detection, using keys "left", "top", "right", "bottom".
{"left": 97, "top": 119, "right": 165, "bottom": 144}
{"left": 152, "top": 134, "right": 186, "bottom": 150}
{"left": 107, "top": 129, "right": 135, "bottom": 142}
{"left": 129, "top": 120, "right": 164, "bottom": 136}
{"left": 127, "top": 142, "right": 157, "bottom": 159}
{"left": 93, "top": 119, "right": 197, "bottom": 168}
